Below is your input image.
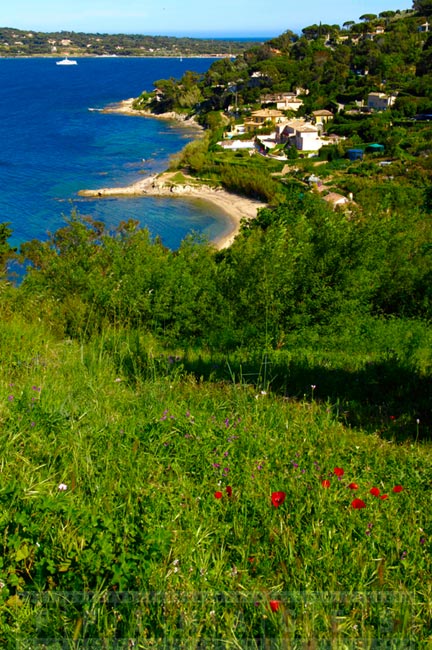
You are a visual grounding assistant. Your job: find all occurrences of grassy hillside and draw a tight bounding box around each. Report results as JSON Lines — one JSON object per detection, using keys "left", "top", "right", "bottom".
{"left": 0, "top": 308, "right": 431, "bottom": 646}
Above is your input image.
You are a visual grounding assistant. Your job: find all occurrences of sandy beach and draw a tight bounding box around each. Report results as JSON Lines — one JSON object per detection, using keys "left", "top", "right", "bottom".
{"left": 78, "top": 171, "right": 265, "bottom": 249}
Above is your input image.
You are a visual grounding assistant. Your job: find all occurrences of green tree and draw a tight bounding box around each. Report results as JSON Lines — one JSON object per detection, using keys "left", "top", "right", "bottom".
{"left": 413, "top": 0, "right": 432, "bottom": 15}
{"left": 0, "top": 223, "right": 16, "bottom": 275}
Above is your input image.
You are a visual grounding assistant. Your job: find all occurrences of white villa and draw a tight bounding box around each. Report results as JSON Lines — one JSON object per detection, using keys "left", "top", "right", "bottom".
{"left": 276, "top": 119, "right": 324, "bottom": 153}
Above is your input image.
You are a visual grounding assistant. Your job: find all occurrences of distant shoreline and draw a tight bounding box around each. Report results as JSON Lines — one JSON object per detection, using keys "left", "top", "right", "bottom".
{"left": 0, "top": 54, "right": 231, "bottom": 60}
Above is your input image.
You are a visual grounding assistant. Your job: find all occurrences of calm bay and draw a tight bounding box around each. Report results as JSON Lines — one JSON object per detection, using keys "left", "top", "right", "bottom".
{"left": 0, "top": 56, "right": 231, "bottom": 250}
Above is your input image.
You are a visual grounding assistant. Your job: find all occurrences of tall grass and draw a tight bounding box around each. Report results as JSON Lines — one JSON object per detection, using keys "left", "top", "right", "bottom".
{"left": 0, "top": 318, "right": 431, "bottom": 647}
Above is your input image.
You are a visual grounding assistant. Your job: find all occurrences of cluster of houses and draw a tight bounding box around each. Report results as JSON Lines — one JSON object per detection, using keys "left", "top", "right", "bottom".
{"left": 218, "top": 89, "right": 395, "bottom": 157}
{"left": 219, "top": 101, "right": 336, "bottom": 157}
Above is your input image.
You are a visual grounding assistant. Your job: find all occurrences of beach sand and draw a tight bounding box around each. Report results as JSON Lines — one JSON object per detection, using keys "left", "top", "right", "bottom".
{"left": 78, "top": 171, "right": 265, "bottom": 249}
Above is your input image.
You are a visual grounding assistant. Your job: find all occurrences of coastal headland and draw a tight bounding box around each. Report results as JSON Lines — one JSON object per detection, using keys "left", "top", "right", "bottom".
{"left": 79, "top": 100, "right": 265, "bottom": 249}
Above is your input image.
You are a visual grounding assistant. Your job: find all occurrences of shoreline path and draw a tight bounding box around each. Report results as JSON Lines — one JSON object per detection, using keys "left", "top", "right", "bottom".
{"left": 78, "top": 100, "right": 266, "bottom": 249}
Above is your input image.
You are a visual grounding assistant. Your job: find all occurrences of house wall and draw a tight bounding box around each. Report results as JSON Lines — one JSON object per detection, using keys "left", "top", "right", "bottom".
{"left": 295, "top": 130, "right": 323, "bottom": 151}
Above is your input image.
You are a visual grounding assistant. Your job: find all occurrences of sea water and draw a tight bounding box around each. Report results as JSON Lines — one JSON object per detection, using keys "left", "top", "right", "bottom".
{"left": 0, "top": 56, "right": 231, "bottom": 250}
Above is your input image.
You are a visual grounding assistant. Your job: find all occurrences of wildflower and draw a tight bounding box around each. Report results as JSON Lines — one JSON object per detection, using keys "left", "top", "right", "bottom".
{"left": 370, "top": 487, "right": 380, "bottom": 496}
{"left": 348, "top": 483, "right": 359, "bottom": 490}
{"left": 392, "top": 485, "right": 403, "bottom": 493}
{"left": 214, "top": 491, "right": 223, "bottom": 499}
{"left": 269, "top": 600, "right": 281, "bottom": 612}
{"left": 351, "top": 498, "right": 366, "bottom": 509}
{"left": 380, "top": 494, "right": 388, "bottom": 500}
{"left": 420, "top": 537, "right": 426, "bottom": 545}
{"left": 58, "top": 483, "right": 67, "bottom": 491}
{"left": 226, "top": 486, "right": 232, "bottom": 497}
{"left": 271, "top": 491, "right": 286, "bottom": 508}
{"left": 7, "top": 395, "right": 14, "bottom": 402}
{"left": 321, "top": 479, "right": 331, "bottom": 488}
{"left": 401, "top": 550, "right": 407, "bottom": 560}
{"left": 334, "top": 467, "right": 344, "bottom": 477}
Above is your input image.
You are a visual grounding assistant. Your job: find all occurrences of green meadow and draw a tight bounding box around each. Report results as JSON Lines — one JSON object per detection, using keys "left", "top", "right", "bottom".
{"left": 0, "top": 302, "right": 431, "bottom": 647}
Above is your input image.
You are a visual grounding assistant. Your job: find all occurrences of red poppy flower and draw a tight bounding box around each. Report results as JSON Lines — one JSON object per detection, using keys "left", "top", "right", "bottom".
{"left": 351, "top": 498, "right": 366, "bottom": 509}
{"left": 271, "top": 491, "right": 286, "bottom": 508}
{"left": 214, "top": 491, "right": 223, "bottom": 499}
{"left": 321, "top": 479, "right": 331, "bottom": 488}
{"left": 348, "top": 482, "right": 359, "bottom": 490}
{"left": 380, "top": 494, "right": 388, "bottom": 500}
{"left": 226, "top": 486, "right": 232, "bottom": 497}
{"left": 334, "top": 467, "right": 344, "bottom": 477}
{"left": 393, "top": 485, "right": 403, "bottom": 493}
{"left": 370, "top": 487, "right": 380, "bottom": 496}
{"left": 269, "top": 600, "right": 281, "bottom": 612}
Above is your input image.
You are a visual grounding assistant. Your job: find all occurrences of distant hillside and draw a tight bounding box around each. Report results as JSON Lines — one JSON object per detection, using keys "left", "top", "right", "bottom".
{"left": 0, "top": 27, "right": 262, "bottom": 58}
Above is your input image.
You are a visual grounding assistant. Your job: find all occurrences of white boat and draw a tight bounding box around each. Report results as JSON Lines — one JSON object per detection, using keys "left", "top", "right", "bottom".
{"left": 56, "top": 57, "right": 77, "bottom": 66}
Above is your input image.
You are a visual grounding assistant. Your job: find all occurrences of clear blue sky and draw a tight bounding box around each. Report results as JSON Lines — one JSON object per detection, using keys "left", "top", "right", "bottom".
{"left": 1, "top": 0, "right": 411, "bottom": 37}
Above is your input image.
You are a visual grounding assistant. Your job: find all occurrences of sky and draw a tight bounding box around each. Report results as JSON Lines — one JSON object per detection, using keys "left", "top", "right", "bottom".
{"left": 1, "top": 0, "right": 412, "bottom": 37}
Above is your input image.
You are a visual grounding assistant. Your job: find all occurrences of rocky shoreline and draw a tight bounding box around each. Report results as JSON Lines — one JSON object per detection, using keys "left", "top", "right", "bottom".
{"left": 101, "top": 98, "right": 203, "bottom": 129}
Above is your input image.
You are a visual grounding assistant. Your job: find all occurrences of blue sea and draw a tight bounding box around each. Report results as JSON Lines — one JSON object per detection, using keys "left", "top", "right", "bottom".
{"left": 0, "top": 57, "right": 231, "bottom": 250}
